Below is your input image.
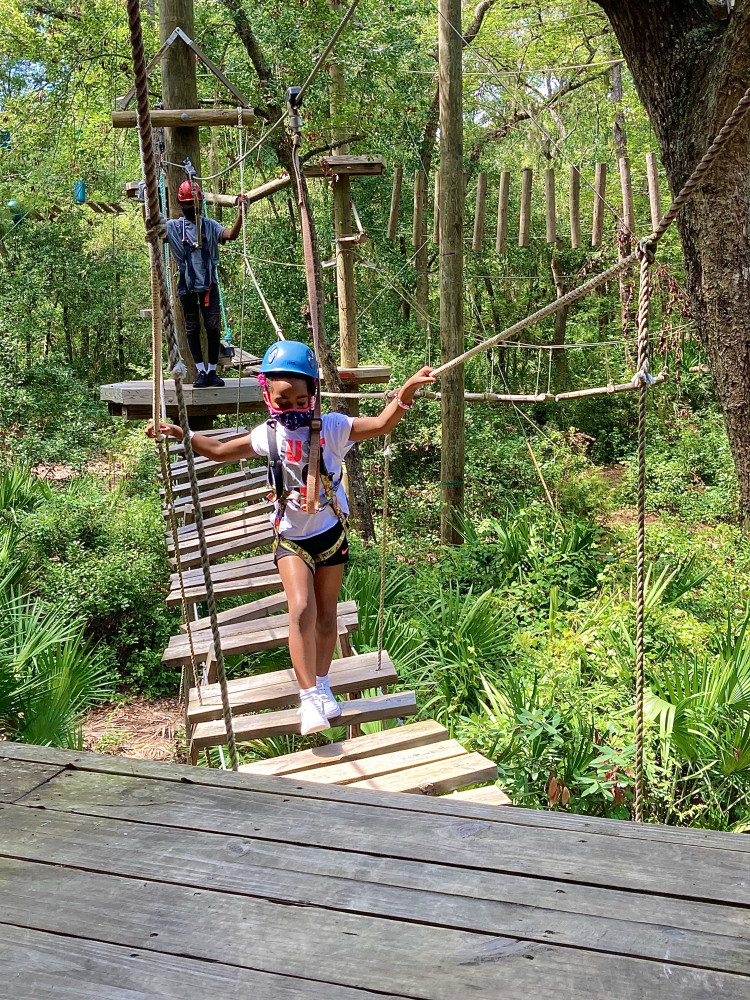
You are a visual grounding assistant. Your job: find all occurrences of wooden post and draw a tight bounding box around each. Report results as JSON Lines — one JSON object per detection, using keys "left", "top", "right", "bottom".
{"left": 591, "top": 162, "right": 607, "bottom": 247}
{"left": 519, "top": 168, "right": 532, "bottom": 247}
{"left": 496, "top": 170, "right": 509, "bottom": 254}
{"left": 328, "top": 1, "right": 358, "bottom": 416}
{"left": 413, "top": 169, "right": 429, "bottom": 329}
{"left": 472, "top": 171, "right": 487, "bottom": 252}
{"left": 544, "top": 168, "right": 556, "bottom": 244}
{"left": 160, "top": 0, "right": 200, "bottom": 384}
{"left": 646, "top": 151, "right": 662, "bottom": 230}
{"left": 618, "top": 155, "right": 635, "bottom": 237}
{"left": 438, "top": 0, "right": 464, "bottom": 546}
{"left": 569, "top": 166, "right": 581, "bottom": 249}
{"left": 433, "top": 170, "right": 440, "bottom": 245}
{"left": 387, "top": 165, "right": 402, "bottom": 240}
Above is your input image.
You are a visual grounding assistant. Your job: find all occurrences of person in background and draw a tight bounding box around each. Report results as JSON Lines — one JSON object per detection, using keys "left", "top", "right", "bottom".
{"left": 166, "top": 181, "right": 245, "bottom": 388}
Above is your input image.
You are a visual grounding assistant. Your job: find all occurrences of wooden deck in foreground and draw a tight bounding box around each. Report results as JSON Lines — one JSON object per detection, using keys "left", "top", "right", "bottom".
{"left": 3, "top": 742, "right": 750, "bottom": 1000}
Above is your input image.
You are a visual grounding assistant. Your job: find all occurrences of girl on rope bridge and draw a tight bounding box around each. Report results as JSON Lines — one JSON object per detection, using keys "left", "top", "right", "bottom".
{"left": 148, "top": 341, "right": 435, "bottom": 735}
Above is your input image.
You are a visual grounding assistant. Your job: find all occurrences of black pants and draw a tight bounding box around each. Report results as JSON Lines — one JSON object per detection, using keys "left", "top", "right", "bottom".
{"left": 179, "top": 284, "right": 221, "bottom": 366}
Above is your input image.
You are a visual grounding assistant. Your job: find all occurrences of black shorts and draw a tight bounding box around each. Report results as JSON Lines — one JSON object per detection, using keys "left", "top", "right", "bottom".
{"left": 274, "top": 521, "right": 349, "bottom": 571}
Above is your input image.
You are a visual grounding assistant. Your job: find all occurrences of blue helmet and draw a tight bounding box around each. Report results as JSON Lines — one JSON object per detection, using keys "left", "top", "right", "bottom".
{"left": 260, "top": 341, "right": 318, "bottom": 381}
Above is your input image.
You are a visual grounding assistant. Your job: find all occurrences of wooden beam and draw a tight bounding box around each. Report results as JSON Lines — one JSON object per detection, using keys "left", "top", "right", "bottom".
{"left": 438, "top": 0, "right": 465, "bottom": 546}
{"left": 495, "top": 170, "right": 510, "bottom": 254}
{"left": 591, "top": 162, "right": 607, "bottom": 247}
{"left": 646, "top": 151, "right": 662, "bottom": 230}
{"left": 387, "top": 165, "right": 402, "bottom": 240}
{"left": 472, "top": 170, "right": 487, "bottom": 252}
{"left": 544, "top": 168, "right": 556, "bottom": 244}
{"left": 569, "top": 166, "right": 581, "bottom": 249}
{"left": 112, "top": 108, "right": 255, "bottom": 128}
{"left": 619, "top": 155, "right": 635, "bottom": 236}
{"left": 518, "top": 168, "right": 532, "bottom": 247}
{"left": 304, "top": 155, "right": 385, "bottom": 177}
{"left": 413, "top": 169, "right": 429, "bottom": 329}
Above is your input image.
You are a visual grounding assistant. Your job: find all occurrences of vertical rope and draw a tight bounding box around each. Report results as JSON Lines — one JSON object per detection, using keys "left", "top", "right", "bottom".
{"left": 127, "top": 0, "right": 238, "bottom": 770}
{"left": 634, "top": 241, "right": 653, "bottom": 823}
{"left": 376, "top": 435, "right": 392, "bottom": 672}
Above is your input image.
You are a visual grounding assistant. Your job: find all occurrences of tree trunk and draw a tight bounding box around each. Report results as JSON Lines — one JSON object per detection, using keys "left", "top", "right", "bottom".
{"left": 596, "top": 1, "right": 750, "bottom": 521}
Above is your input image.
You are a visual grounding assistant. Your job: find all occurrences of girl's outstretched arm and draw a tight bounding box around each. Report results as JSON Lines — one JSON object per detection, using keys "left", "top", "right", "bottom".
{"left": 145, "top": 421, "right": 257, "bottom": 462}
{"left": 348, "top": 366, "right": 436, "bottom": 443}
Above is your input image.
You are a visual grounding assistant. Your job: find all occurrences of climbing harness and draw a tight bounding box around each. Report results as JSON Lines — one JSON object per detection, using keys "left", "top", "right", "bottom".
{"left": 265, "top": 419, "right": 349, "bottom": 572}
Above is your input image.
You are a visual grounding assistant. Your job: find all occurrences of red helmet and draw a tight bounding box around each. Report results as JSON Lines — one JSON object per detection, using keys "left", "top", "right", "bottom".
{"left": 177, "top": 179, "right": 203, "bottom": 203}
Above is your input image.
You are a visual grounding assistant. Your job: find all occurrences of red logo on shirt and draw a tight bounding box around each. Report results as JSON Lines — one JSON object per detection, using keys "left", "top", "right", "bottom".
{"left": 286, "top": 440, "right": 303, "bottom": 463}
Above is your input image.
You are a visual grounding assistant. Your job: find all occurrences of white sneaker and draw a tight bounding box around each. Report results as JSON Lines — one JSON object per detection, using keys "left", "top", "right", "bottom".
{"left": 317, "top": 678, "right": 342, "bottom": 719}
{"left": 298, "top": 694, "right": 329, "bottom": 736}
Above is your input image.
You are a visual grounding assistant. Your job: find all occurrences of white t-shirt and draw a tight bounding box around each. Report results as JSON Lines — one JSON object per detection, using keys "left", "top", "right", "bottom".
{"left": 250, "top": 412, "right": 356, "bottom": 540}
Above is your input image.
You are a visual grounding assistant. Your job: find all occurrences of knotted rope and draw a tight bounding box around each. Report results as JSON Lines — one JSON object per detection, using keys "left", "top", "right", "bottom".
{"left": 633, "top": 239, "right": 654, "bottom": 823}
{"left": 127, "top": 0, "right": 238, "bottom": 770}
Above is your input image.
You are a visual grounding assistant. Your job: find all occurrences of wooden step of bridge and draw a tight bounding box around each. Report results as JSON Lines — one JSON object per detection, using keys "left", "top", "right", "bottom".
{"left": 171, "top": 525, "right": 274, "bottom": 570}
{"left": 166, "top": 553, "right": 281, "bottom": 605}
{"left": 163, "top": 466, "right": 265, "bottom": 500}
{"left": 191, "top": 690, "right": 418, "bottom": 751}
{"left": 163, "top": 600, "right": 359, "bottom": 669}
{"left": 168, "top": 507, "right": 271, "bottom": 555}
{"left": 180, "top": 592, "right": 289, "bottom": 634}
{"left": 170, "top": 480, "right": 269, "bottom": 518}
{"left": 188, "top": 650, "right": 397, "bottom": 725}
{"left": 239, "top": 719, "right": 501, "bottom": 798}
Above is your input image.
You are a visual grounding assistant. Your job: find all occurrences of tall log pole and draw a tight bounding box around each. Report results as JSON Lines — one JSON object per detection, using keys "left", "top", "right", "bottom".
{"left": 160, "top": 0, "right": 200, "bottom": 384}
{"left": 413, "top": 169, "right": 429, "bottom": 328}
{"left": 328, "top": 0, "right": 358, "bottom": 400}
{"left": 438, "top": 0, "right": 465, "bottom": 546}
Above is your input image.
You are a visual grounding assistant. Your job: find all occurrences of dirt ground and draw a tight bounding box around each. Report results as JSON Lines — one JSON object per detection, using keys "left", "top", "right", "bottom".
{"left": 83, "top": 696, "right": 185, "bottom": 761}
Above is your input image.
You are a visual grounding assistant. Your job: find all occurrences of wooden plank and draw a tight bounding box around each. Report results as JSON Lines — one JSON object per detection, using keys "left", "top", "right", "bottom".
{"left": 283, "top": 739, "right": 470, "bottom": 786}
{"left": 191, "top": 691, "right": 417, "bottom": 748}
{"left": 6, "top": 806, "right": 750, "bottom": 984}
{"left": 171, "top": 483, "right": 270, "bottom": 516}
{"left": 169, "top": 512, "right": 271, "bottom": 553}
{"left": 646, "top": 150, "right": 662, "bottom": 229}
{"left": 0, "top": 925, "right": 402, "bottom": 1000}
{"left": 167, "top": 568, "right": 282, "bottom": 605}
{"left": 0, "top": 759, "right": 64, "bottom": 803}
{"left": 619, "top": 154, "right": 635, "bottom": 236}
{"left": 183, "top": 591, "right": 288, "bottom": 634}
{"left": 518, "top": 167, "right": 532, "bottom": 247}
{"left": 175, "top": 527, "right": 275, "bottom": 569}
{"left": 163, "top": 603, "right": 360, "bottom": 668}
{"left": 387, "top": 165, "right": 402, "bottom": 239}
{"left": 2, "top": 856, "right": 749, "bottom": 999}
{"left": 169, "top": 551, "right": 274, "bottom": 585}
{"left": 112, "top": 108, "right": 256, "bottom": 127}
{"left": 10, "top": 743, "right": 750, "bottom": 859}
{"left": 189, "top": 650, "right": 398, "bottom": 724}
{"left": 348, "top": 751, "right": 496, "bottom": 794}
{"left": 17, "top": 756, "right": 750, "bottom": 907}
{"left": 169, "top": 510, "right": 270, "bottom": 552}
{"left": 569, "top": 164, "right": 581, "bottom": 249}
{"left": 495, "top": 169, "right": 510, "bottom": 253}
{"left": 165, "top": 466, "right": 264, "bottom": 499}
{"left": 544, "top": 167, "right": 556, "bottom": 243}
{"left": 472, "top": 170, "right": 487, "bottom": 251}
{"left": 240, "top": 720, "right": 449, "bottom": 776}
{"left": 448, "top": 784, "right": 510, "bottom": 806}
{"left": 305, "top": 154, "right": 386, "bottom": 177}
{"left": 592, "top": 161, "right": 607, "bottom": 247}
{"left": 174, "top": 501, "right": 267, "bottom": 537}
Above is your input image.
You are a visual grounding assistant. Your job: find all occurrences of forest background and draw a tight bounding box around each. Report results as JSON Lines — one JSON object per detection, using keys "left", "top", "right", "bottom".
{"left": 2, "top": 0, "right": 749, "bottom": 830}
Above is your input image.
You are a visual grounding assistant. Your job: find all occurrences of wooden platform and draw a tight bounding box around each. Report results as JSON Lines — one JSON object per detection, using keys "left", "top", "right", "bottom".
{"left": 101, "top": 366, "right": 392, "bottom": 421}
{"left": 4, "top": 742, "right": 750, "bottom": 1000}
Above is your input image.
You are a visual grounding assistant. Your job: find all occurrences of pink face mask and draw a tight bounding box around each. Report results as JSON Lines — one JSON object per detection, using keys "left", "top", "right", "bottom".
{"left": 259, "top": 373, "right": 316, "bottom": 429}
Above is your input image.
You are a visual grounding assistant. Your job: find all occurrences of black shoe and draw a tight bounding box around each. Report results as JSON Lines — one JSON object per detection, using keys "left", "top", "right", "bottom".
{"left": 193, "top": 370, "right": 209, "bottom": 388}
{"left": 205, "top": 370, "right": 225, "bottom": 388}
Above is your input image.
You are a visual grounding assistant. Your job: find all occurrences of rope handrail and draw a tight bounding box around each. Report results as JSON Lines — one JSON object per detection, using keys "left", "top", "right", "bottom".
{"left": 127, "top": 0, "right": 239, "bottom": 771}
{"left": 430, "top": 80, "right": 750, "bottom": 380}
